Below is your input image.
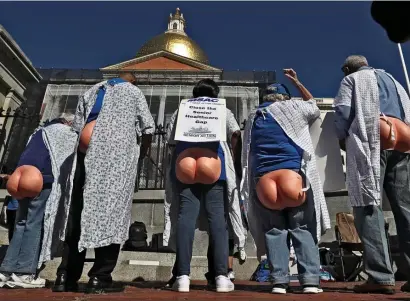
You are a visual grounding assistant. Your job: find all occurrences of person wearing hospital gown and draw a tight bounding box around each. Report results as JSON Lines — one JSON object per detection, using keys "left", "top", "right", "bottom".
{"left": 241, "top": 69, "right": 330, "bottom": 295}
{"left": 334, "top": 55, "right": 410, "bottom": 294}
{"left": 52, "top": 72, "right": 155, "bottom": 294}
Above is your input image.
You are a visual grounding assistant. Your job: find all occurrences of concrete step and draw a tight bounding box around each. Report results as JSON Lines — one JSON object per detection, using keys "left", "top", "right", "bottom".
{"left": 0, "top": 194, "right": 398, "bottom": 257}
{"left": 37, "top": 251, "right": 260, "bottom": 282}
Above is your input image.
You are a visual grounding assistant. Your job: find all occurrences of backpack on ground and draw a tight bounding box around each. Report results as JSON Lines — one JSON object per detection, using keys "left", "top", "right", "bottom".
{"left": 250, "top": 259, "right": 271, "bottom": 282}
{"left": 123, "top": 221, "right": 148, "bottom": 251}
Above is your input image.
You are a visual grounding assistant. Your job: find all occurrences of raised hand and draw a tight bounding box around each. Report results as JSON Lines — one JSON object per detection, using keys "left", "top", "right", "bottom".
{"left": 283, "top": 69, "right": 299, "bottom": 83}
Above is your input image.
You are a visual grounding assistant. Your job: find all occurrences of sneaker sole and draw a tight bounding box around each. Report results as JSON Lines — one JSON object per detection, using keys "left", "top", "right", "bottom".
{"left": 5, "top": 281, "right": 45, "bottom": 289}
{"left": 271, "top": 288, "right": 287, "bottom": 294}
{"left": 172, "top": 287, "right": 190, "bottom": 293}
{"left": 303, "top": 288, "right": 323, "bottom": 294}
{"left": 216, "top": 286, "right": 235, "bottom": 293}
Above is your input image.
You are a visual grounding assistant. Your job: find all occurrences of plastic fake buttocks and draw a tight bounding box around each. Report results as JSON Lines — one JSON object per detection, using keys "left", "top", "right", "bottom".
{"left": 256, "top": 169, "right": 306, "bottom": 211}
{"left": 380, "top": 115, "right": 410, "bottom": 153}
{"left": 175, "top": 147, "right": 221, "bottom": 185}
{"left": 7, "top": 165, "right": 43, "bottom": 200}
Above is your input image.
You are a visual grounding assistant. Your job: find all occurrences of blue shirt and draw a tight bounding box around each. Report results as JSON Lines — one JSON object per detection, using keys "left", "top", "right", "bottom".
{"left": 251, "top": 102, "right": 303, "bottom": 177}
{"left": 16, "top": 120, "right": 61, "bottom": 184}
{"left": 87, "top": 78, "right": 127, "bottom": 124}
{"left": 174, "top": 141, "right": 226, "bottom": 181}
{"left": 7, "top": 197, "right": 18, "bottom": 211}
{"left": 375, "top": 69, "right": 405, "bottom": 121}
{"left": 334, "top": 66, "right": 404, "bottom": 140}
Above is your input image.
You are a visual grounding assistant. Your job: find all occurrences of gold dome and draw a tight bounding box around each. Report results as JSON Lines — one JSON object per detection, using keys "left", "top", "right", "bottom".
{"left": 136, "top": 9, "right": 209, "bottom": 65}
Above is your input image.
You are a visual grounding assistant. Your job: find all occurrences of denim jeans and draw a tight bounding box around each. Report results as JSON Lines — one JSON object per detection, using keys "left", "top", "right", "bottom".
{"left": 175, "top": 180, "right": 228, "bottom": 277}
{"left": 353, "top": 150, "right": 410, "bottom": 285}
{"left": 353, "top": 206, "right": 394, "bottom": 285}
{"left": 254, "top": 185, "right": 320, "bottom": 286}
{"left": 0, "top": 187, "right": 51, "bottom": 275}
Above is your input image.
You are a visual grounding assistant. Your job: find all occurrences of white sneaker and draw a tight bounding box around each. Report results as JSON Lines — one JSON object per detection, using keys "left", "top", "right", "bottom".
{"left": 303, "top": 286, "right": 323, "bottom": 294}
{"left": 215, "top": 275, "right": 234, "bottom": 293}
{"left": 271, "top": 284, "right": 288, "bottom": 294}
{"left": 227, "top": 270, "right": 235, "bottom": 281}
{"left": 0, "top": 273, "right": 10, "bottom": 288}
{"left": 171, "top": 275, "right": 190, "bottom": 293}
{"left": 5, "top": 273, "right": 46, "bottom": 289}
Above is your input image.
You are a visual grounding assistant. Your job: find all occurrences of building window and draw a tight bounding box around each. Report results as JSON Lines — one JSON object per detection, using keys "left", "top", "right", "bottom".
{"left": 173, "top": 23, "right": 178, "bottom": 30}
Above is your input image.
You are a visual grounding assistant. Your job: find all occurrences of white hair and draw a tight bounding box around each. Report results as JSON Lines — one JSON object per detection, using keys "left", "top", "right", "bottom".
{"left": 263, "top": 93, "right": 290, "bottom": 102}
{"left": 58, "top": 112, "right": 75, "bottom": 122}
{"left": 342, "top": 55, "right": 369, "bottom": 71}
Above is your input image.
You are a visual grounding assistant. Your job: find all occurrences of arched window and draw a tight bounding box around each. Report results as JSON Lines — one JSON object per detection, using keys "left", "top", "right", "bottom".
{"left": 173, "top": 23, "right": 177, "bottom": 30}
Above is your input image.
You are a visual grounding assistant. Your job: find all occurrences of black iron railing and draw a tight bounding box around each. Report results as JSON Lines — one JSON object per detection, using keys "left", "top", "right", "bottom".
{"left": 136, "top": 125, "right": 168, "bottom": 190}
{"left": 136, "top": 122, "right": 247, "bottom": 191}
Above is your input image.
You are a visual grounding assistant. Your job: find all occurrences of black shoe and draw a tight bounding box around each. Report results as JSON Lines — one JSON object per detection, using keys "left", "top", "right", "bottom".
{"left": 52, "top": 273, "right": 78, "bottom": 292}
{"left": 164, "top": 276, "right": 176, "bottom": 289}
{"left": 204, "top": 272, "right": 216, "bottom": 288}
{"left": 353, "top": 282, "right": 395, "bottom": 295}
{"left": 401, "top": 282, "right": 410, "bottom": 292}
{"left": 85, "top": 277, "right": 125, "bottom": 294}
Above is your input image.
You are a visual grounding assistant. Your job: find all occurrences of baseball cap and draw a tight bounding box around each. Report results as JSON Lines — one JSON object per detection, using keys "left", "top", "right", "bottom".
{"left": 265, "top": 83, "right": 291, "bottom": 98}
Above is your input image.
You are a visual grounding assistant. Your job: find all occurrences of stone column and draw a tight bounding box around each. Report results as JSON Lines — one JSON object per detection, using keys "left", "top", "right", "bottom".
{"left": 157, "top": 94, "right": 166, "bottom": 127}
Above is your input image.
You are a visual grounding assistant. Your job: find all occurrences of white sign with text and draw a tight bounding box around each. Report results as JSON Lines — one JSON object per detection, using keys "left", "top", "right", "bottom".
{"left": 175, "top": 97, "right": 227, "bottom": 142}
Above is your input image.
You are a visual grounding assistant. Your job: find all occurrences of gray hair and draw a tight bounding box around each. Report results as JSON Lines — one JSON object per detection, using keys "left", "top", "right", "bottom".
{"left": 342, "top": 55, "right": 369, "bottom": 72}
{"left": 263, "top": 93, "right": 290, "bottom": 102}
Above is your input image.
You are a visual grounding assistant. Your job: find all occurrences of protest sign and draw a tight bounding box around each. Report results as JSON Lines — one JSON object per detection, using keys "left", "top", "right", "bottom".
{"left": 175, "top": 97, "right": 227, "bottom": 142}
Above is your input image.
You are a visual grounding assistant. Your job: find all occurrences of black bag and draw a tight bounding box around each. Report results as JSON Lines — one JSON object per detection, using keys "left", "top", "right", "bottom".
{"left": 123, "top": 221, "right": 148, "bottom": 250}
{"left": 319, "top": 248, "right": 335, "bottom": 266}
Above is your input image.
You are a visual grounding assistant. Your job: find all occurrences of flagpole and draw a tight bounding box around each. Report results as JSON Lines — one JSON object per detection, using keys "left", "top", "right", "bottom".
{"left": 398, "top": 43, "right": 410, "bottom": 95}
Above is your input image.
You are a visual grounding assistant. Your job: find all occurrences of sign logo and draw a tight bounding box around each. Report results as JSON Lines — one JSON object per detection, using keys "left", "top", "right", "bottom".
{"left": 188, "top": 126, "right": 211, "bottom": 134}
{"left": 187, "top": 97, "right": 219, "bottom": 103}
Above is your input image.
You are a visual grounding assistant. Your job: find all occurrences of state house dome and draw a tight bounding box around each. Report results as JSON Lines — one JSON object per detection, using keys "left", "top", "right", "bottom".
{"left": 136, "top": 8, "right": 209, "bottom": 65}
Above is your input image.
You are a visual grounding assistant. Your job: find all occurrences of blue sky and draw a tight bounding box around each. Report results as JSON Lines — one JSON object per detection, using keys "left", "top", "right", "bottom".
{"left": 1, "top": 1, "right": 410, "bottom": 97}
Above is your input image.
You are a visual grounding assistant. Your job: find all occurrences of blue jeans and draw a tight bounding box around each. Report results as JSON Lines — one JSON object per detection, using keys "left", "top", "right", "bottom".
{"left": 353, "top": 206, "right": 394, "bottom": 285}
{"left": 175, "top": 181, "right": 228, "bottom": 277}
{"left": 0, "top": 187, "right": 51, "bottom": 275}
{"left": 352, "top": 150, "right": 410, "bottom": 285}
{"left": 254, "top": 185, "right": 320, "bottom": 286}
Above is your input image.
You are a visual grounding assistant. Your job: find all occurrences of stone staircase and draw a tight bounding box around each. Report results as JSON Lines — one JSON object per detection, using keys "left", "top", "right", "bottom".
{"left": 0, "top": 190, "right": 398, "bottom": 282}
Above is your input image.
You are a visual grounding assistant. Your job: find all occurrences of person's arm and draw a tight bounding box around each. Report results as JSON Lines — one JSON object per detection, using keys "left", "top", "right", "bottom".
{"left": 284, "top": 68, "right": 320, "bottom": 123}
{"left": 284, "top": 68, "right": 313, "bottom": 101}
{"left": 333, "top": 77, "right": 355, "bottom": 141}
{"left": 140, "top": 134, "right": 153, "bottom": 161}
{"left": 231, "top": 131, "right": 242, "bottom": 179}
